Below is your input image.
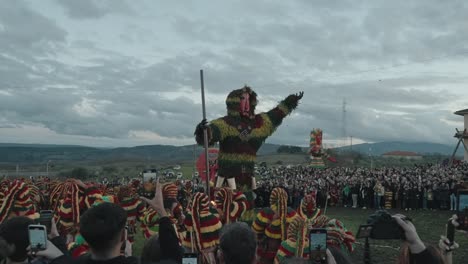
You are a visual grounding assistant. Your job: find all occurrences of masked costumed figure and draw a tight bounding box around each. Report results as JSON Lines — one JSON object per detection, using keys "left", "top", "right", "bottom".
{"left": 214, "top": 187, "right": 249, "bottom": 225}
{"left": 252, "top": 187, "right": 298, "bottom": 264}
{"left": 183, "top": 192, "right": 222, "bottom": 264}
{"left": 195, "top": 86, "right": 303, "bottom": 190}
{"left": 309, "top": 129, "right": 336, "bottom": 168}
{"left": 297, "top": 194, "right": 321, "bottom": 221}
{"left": 0, "top": 180, "right": 39, "bottom": 223}
{"left": 274, "top": 216, "right": 309, "bottom": 263}
{"left": 116, "top": 185, "right": 147, "bottom": 243}
{"left": 51, "top": 180, "right": 103, "bottom": 243}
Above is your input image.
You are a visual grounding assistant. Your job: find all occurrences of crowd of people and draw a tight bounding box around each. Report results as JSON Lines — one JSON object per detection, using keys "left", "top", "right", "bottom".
{"left": 0, "top": 162, "right": 465, "bottom": 264}
{"left": 254, "top": 163, "right": 468, "bottom": 212}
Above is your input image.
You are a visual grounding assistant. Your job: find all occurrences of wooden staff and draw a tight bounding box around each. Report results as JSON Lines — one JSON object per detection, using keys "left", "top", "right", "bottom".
{"left": 200, "top": 70, "right": 210, "bottom": 195}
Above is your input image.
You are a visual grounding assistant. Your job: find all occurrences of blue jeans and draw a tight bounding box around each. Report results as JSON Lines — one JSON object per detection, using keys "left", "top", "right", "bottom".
{"left": 450, "top": 194, "right": 456, "bottom": 210}
{"left": 374, "top": 195, "right": 381, "bottom": 209}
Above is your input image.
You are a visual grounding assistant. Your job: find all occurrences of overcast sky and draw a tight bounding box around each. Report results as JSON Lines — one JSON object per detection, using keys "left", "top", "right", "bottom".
{"left": 0, "top": 0, "right": 467, "bottom": 148}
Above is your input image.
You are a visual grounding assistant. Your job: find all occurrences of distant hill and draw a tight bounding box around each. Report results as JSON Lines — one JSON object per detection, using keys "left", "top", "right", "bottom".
{"left": 335, "top": 141, "right": 463, "bottom": 156}
{"left": 0, "top": 141, "right": 462, "bottom": 163}
{"left": 0, "top": 143, "right": 282, "bottom": 163}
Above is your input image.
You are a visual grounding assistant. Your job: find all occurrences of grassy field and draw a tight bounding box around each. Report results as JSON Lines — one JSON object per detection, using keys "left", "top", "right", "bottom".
{"left": 132, "top": 208, "right": 468, "bottom": 264}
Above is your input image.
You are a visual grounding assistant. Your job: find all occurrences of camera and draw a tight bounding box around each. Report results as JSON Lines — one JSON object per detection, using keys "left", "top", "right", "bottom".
{"left": 366, "top": 211, "right": 406, "bottom": 240}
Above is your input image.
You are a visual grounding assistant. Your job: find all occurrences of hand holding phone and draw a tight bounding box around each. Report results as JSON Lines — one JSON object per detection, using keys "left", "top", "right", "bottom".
{"left": 29, "top": 225, "right": 47, "bottom": 251}
{"left": 309, "top": 229, "right": 327, "bottom": 264}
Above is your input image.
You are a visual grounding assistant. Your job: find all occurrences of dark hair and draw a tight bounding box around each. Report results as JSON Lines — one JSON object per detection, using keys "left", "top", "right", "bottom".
{"left": 0, "top": 216, "right": 34, "bottom": 262}
{"left": 163, "top": 198, "right": 177, "bottom": 210}
{"left": 80, "top": 203, "right": 127, "bottom": 252}
{"left": 141, "top": 235, "right": 161, "bottom": 264}
{"left": 220, "top": 222, "right": 256, "bottom": 264}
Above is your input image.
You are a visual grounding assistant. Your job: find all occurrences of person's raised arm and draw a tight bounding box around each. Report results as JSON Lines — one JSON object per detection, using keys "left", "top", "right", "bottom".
{"left": 141, "top": 178, "right": 183, "bottom": 262}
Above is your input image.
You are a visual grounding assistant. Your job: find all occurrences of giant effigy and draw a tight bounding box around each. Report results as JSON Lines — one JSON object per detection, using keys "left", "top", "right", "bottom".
{"left": 195, "top": 86, "right": 303, "bottom": 190}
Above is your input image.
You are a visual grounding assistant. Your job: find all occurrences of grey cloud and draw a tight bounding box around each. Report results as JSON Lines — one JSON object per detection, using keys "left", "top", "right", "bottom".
{"left": 0, "top": 0, "right": 66, "bottom": 56}
{"left": 55, "top": 0, "right": 134, "bottom": 19}
{"left": 1, "top": 0, "right": 468, "bottom": 147}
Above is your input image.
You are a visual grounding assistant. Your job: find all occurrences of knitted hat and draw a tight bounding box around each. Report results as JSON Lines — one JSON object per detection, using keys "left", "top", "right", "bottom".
{"left": 270, "top": 187, "right": 288, "bottom": 240}
{"left": 183, "top": 192, "right": 221, "bottom": 251}
{"left": 215, "top": 187, "right": 233, "bottom": 224}
{"left": 162, "top": 183, "right": 178, "bottom": 199}
{"left": 287, "top": 216, "right": 308, "bottom": 257}
{"left": 0, "top": 180, "right": 39, "bottom": 223}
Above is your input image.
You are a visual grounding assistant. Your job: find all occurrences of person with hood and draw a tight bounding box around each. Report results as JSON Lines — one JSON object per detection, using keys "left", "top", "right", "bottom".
{"left": 195, "top": 86, "right": 303, "bottom": 190}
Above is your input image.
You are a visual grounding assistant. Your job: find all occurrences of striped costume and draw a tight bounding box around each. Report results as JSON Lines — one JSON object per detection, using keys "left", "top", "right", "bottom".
{"left": 252, "top": 188, "right": 298, "bottom": 264}
{"left": 195, "top": 86, "right": 302, "bottom": 190}
{"left": 275, "top": 216, "right": 309, "bottom": 263}
{"left": 214, "top": 187, "right": 249, "bottom": 225}
{"left": 183, "top": 192, "right": 222, "bottom": 260}
{"left": 53, "top": 181, "right": 103, "bottom": 235}
{"left": 0, "top": 180, "right": 39, "bottom": 223}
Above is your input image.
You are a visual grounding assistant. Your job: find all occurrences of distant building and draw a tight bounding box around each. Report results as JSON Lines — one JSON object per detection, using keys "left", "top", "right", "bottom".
{"left": 382, "top": 151, "right": 422, "bottom": 160}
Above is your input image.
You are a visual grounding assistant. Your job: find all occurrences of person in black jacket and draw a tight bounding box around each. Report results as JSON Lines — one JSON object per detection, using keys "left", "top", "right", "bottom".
{"left": 75, "top": 203, "right": 138, "bottom": 264}
{"left": 140, "top": 178, "right": 183, "bottom": 264}
{"left": 0, "top": 216, "right": 67, "bottom": 264}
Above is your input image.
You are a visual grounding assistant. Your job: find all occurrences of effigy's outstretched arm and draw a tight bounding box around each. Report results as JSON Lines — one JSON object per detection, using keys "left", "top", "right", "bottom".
{"left": 262, "top": 92, "right": 304, "bottom": 136}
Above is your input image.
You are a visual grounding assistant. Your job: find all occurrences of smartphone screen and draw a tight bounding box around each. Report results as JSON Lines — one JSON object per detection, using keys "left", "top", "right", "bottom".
{"left": 183, "top": 253, "right": 198, "bottom": 264}
{"left": 29, "top": 225, "right": 47, "bottom": 251}
{"left": 182, "top": 258, "right": 197, "bottom": 264}
{"left": 309, "top": 229, "right": 327, "bottom": 263}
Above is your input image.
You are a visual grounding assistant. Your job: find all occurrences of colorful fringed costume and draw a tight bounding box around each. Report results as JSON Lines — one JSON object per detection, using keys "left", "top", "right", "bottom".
{"left": 195, "top": 86, "right": 303, "bottom": 190}
{"left": 214, "top": 187, "right": 249, "bottom": 225}
{"left": 0, "top": 180, "right": 39, "bottom": 223}
{"left": 51, "top": 180, "right": 102, "bottom": 235}
{"left": 297, "top": 194, "right": 321, "bottom": 221}
{"left": 274, "top": 216, "right": 309, "bottom": 263}
{"left": 116, "top": 185, "right": 147, "bottom": 243}
{"left": 309, "top": 128, "right": 335, "bottom": 168}
{"left": 309, "top": 215, "right": 356, "bottom": 253}
{"left": 183, "top": 192, "right": 222, "bottom": 263}
{"left": 252, "top": 188, "right": 298, "bottom": 264}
